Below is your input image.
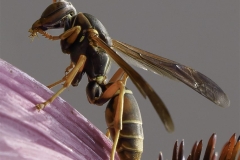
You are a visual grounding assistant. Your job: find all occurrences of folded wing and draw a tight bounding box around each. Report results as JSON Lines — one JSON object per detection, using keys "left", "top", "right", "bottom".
{"left": 113, "top": 40, "right": 230, "bottom": 108}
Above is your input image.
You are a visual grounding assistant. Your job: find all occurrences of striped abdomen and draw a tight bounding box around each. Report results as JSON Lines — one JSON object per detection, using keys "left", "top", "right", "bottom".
{"left": 105, "top": 92, "right": 144, "bottom": 160}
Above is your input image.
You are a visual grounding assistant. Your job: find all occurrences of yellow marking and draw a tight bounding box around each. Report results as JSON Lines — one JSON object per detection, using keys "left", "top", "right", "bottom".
{"left": 118, "top": 144, "right": 143, "bottom": 152}
{"left": 114, "top": 89, "right": 132, "bottom": 96}
{"left": 79, "top": 36, "right": 85, "bottom": 42}
{"left": 119, "top": 134, "right": 144, "bottom": 139}
{"left": 91, "top": 76, "right": 106, "bottom": 84}
{"left": 122, "top": 120, "right": 142, "bottom": 124}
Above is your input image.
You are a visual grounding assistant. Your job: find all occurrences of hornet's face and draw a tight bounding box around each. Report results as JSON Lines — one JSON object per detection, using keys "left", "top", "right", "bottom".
{"left": 29, "top": 1, "right": 76, "bottom": 39}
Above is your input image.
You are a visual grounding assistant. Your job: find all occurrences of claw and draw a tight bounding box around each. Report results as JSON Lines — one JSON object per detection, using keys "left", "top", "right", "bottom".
{"left": 35, "top": 103, "right": 47, "bottom": 111}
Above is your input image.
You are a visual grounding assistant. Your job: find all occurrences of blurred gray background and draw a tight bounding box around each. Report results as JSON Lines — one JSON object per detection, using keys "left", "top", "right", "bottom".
{"left": 1, "top": 0, "right": 239, "bottom": 159}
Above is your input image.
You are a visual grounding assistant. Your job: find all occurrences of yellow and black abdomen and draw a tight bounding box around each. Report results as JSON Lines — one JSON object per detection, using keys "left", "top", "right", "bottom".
{"left": 105, "top": 91, "right": 144, "bottom": 160}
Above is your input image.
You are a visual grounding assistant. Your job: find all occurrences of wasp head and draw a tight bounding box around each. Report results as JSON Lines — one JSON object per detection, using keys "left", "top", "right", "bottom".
{"left": 29, "top": 0, "right": 77, "bottom": 40}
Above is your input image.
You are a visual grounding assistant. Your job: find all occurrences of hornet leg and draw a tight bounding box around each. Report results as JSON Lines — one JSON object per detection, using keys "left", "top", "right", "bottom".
{"left": 97, "top": 70, "right": 128, "bottom": 160}
{"left": 110, "top": 73, "right": 128, "bottom": 160}
{"left": 47, "top": 62, "right": 75, "bottom": 89}
{"left": 41, "top": 26, "right": 81, "bottom": 89}
{"left": 36, "top": 55, "right": 86, "bottom": 110}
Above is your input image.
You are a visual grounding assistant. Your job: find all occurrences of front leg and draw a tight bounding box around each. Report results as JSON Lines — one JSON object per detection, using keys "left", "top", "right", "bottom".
{"left": 58, "top": 26, "right": 81, "bottom": 44}
{"left": 36, "top": 25, "right": 81, "bottom": 43}
{"left": 47, "top": 77, "right": 66, "bottom": 89}
{"left": 47, "top": 62, "right": 75, "bottom": 89}
{"left": 37, "top": 25, "right": 82, "bottom": 88}
{"left": 36, "top": 55, "right": 86, "bottom": 110}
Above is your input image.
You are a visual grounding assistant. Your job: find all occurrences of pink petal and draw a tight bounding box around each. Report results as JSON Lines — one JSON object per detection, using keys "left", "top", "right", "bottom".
{"left": 0, "top": 58, "right": 119, "bottom": 160}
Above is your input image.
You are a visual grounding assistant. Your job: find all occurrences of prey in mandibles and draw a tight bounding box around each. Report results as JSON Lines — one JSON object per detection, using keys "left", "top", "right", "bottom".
{"left": 29, "top": 0, "right": 230, "bottom": 160}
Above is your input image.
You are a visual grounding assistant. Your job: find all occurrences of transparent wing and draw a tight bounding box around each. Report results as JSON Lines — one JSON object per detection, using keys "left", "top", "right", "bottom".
{"left": 89, "top": 34, "right": 174, "bottom": 132}
{"left": 112, "top": 39, "right": 230, "bottom": 108}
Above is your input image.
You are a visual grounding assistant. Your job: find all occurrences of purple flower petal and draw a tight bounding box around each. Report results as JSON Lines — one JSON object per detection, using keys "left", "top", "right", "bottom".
{"left": 0, "top": 58, "right": 119, "bottom": 160}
